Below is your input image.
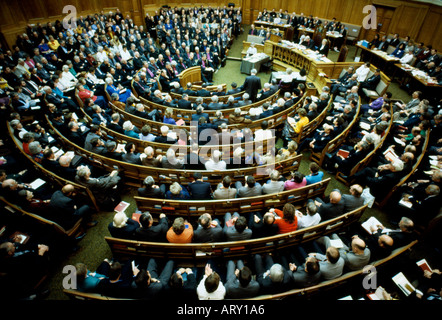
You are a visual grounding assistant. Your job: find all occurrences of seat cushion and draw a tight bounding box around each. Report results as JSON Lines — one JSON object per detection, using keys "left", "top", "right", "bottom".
{"left": 375, "top": 81, "right": 388, "bottom": 95}
{"left": 362, "top": 88, "right": 379, "bottom": 98}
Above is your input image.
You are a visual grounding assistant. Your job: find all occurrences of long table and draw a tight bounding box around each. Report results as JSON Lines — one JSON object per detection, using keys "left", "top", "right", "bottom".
{"left": 394, "top": 63, "right": 442, "bottom": 101}
{"left": 240, "top": 52, "right": 271, "bottom": 74}
{"left": 254, "top": 20, "right": 294, "bottom": 40}
{"left": 353, "top": 43, "right": 401, "bottom": 74}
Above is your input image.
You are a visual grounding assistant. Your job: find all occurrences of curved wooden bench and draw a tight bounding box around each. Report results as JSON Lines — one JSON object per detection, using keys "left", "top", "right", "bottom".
{"left": 134, "top": 178, "right": 331, "bottom": 219}
{"left": 63, "top": 222, "right": 419, "bottom": 301}
{"left": 137, "top": 89, "right": 282, "bottom": 127}
{"left": 309, "top": 98, "right": 362, "bottom": 167}
{"left": 375, "top": 129, "right": 431, "bottom": 208}
{"left": 6, "top": 122, "right": 100, "bottom": 212}
{"left": 46, "top": 114, "right": 303, "bottom": 187}
{"left": 0, "top": 196, "right": 84, "bottom": 240}
{"left": 169, "top": 88, "right": 246, "bottom": 103}
{"left": 85, "top": 96, "right": 291, "bottom": 158}
{"left": 335, "top": 105, "right": 394, "bottom": 186}
{"left": 246, "top": 239, "right": 418, "bottom": 300}
{"left": 105, "top": 203, "right": 365, "bottom": 264}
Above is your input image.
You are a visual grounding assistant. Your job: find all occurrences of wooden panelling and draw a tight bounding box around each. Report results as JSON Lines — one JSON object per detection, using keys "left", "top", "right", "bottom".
{"left": 0, "top": 0, "right": 440, "bottom": 52}
{"left": 416, "top": 7, "right": 442, "bottom": 50}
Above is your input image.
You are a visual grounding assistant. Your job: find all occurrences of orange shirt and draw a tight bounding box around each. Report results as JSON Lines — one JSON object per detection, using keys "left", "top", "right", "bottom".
{"left": 274, "top": 209, "right": 298, "bottom": 234}
{"left": 166, "top": 223, "right": 194, "bottom": 243}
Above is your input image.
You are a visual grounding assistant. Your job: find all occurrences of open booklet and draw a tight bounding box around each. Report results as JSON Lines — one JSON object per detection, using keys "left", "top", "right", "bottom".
{"left": 329, "top": 238, "right": 345, "bottom": 248}
{"left": 361, "top": 216, "right": 393, "bottom": 234}
{"left": 383, "top": 147, "right": 399, "bottom": 163}
{"left": 367, "top": 286, "right": 388, "bottom": 300}
{"left": 29, "top": 178, "right": 46, "bottom": 190}
{"left": 392, "top": 272, "right": 415, "bottom": 296}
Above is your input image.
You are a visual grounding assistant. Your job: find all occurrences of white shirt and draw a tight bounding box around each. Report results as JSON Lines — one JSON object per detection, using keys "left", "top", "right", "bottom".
{"left": 254, "top": 129, "right": 274, "bottom": 141}
{"left": 246, "top": 46, "right": 257, "bottom": 56}
{"left": 355, "top": 65, "right": 370, "bottom": 82}
{"left": 62, "top": 71, "right": 77, "bottom": 84}
{"left": 96, "top": 51, "right": 108, "bottom": 63}
{"left": 281, "top": 72, "right": 296, "bottom": 83}
{"left": 120, "top": 49, "right": 132, "bottom": 61}
{"left": 400, "top": 53, "right": 414, "bottom": 65}
{"left": 197, "top": 275, "right": 226, "bottom": 300}
{"left": 205, "top": 159, "right": 227, "bottom": 171}
{"left": 297, "top": 213, "right": 321, "bottom": 229}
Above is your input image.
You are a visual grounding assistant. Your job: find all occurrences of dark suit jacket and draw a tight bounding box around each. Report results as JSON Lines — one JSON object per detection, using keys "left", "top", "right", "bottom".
{"left": 360, "top": 74, "right": 381, "bottom": 90}
{"left": 48, "top": 190, "right": 81, "bottom": 229}
{"left": 138, "top": 187, "right": 164, "bottom": 198}
{"left": 196, "top": 89, "right": 211, "bottom": 97}
{"left": 193, "top": 224, "right": 224, "bottom": 243}
{"left": 341, "top": 194, "right": 365, "bottom": 212}
{"left": 108, "top": 219, "right": 140, "bottom": 240}
{"left": 241, "top": 75, "right": 262, "bottom": 102}
{"left": 318, "top": 200, "right": 345, "bottom": 220}
{"left": 177, "top": 99, "right": 192, "bottom": 109}
{"left": 134, "top": 217, "right": 168, "bottom": 242}
{"left": 184, "top": 153, "right": 206, "bottom": 170}
{"left": 187, "top": 180, "right": 212, "bottom": 200}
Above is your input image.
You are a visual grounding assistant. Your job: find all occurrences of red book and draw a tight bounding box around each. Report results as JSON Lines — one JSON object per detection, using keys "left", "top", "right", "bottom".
{"left": 114, "top": 201, "right": 130, "bottom": 213}
{"left": 416, "top": 259, "right": 432, "bottom": 273}
{"left": 337, "top": 149, "right": 350, "bottom": 159}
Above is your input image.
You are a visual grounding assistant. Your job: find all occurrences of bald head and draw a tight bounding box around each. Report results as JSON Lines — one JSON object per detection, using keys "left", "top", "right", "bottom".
{"left": 62, "top": 184, "right": 75, "bottom": 195}
{"left": 330, "top": 191, "right": 342, "bottom": 204}
{"left": 378, "top": 235, "right": 394, "bottom": 249}
{"left": 352, "top": 237, "right": 366, "bottom": 253}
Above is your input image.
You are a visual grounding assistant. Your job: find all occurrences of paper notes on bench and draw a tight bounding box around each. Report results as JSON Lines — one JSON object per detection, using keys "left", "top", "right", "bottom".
{"left": 29, "top": 178, "right": 46, "bottom": 190}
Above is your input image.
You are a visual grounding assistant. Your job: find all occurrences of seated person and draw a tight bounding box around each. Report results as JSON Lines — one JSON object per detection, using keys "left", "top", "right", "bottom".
{"left": 134, "top": 212, "right": 168, "bottom": 242}
{"left": 138, "top": 176, "right": 165, "bottom": 198}
{"left": 108, "top": 211, "right": 140, "bottom": 240}
{"left": 166, "top": 217, "right": 193, "bottom": 243}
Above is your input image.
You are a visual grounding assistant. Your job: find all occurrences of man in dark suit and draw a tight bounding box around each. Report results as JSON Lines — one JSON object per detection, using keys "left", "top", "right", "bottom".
{"left": 193, "top": 213, "right": 223, "bottom": 243}
{"left": 184, "top": 144, "right": 206, "bottom": 170}
{"left": 240, "top": 68, "right": 262, "bottom": 103}
{"left": 134, "top": 212, "right": 168, "bottom": 242}
{"left": 107, "top": 113, "right": 125, "bottom": 134}
{"left": 177, "top": 93, "right": 193, "bottom": 109}
{"left": 207, "top": 95, "right": 223, "bottom": 110}
{"left": 66, "top": 121, "right": 87, "bottom": 147}
{"left": 342, "top": 184, "right": 366, "bottom": 212}
{"left": 226, "top": 82, "right": 241, "bottom": 95}
{"left": 405, "top": 184, "right": 440, "bottom": 227}
{"left": 259, "top": 102, "right": 273, "bottom": 119}
{"left": 191, "top": 105, "right": 210, "bottom": 124}
{"left": 331, "top": 73, "right": 358, "bottom": 95}
{"left": 49, "top": 184, "right": 96, "bottom": 230}
{"left": 187, "top": 172, "right": 212, "bottom": 200}
{"left": 313, "top": 190, "right": 345, "bottom": 220}
{"left": 182, "top": 82, "right": 197, "bottom": 96}
{"left": 196, "top": 83, "right": 211, "bottom": 97}
{"left": 225, "top": 260, "right": 260, "bottom": 299}
{"left": 257, "top": 83, "right": 274, "bottom": 101}
{"left": 132, "top": 74, "right": 151, "bottom": 99}
{"left": 359, "top": 69, "right": 381, "bottom": 96}
{"left": 254, "top": 254, "right": 294, "bottom": 295}
{"left": 376, "top": 35, "right": 390, "bottom": 51}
